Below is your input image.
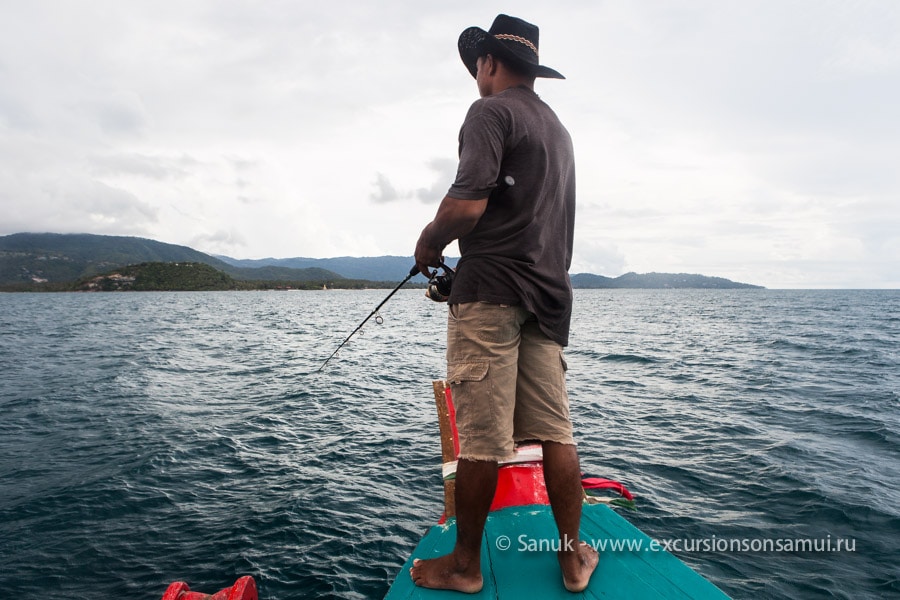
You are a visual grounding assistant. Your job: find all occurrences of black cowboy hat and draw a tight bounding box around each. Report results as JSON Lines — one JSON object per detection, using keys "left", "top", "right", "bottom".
{"left": 458, "top": 14, "right": 564, "bottom": 80}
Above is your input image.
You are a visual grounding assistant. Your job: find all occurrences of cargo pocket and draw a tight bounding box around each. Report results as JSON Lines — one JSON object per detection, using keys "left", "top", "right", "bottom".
{"left": 447, "top": 361, "right": 494, "bottom": 434}
{"left": 448, "top": 361, "right": 489, "bottom": 385}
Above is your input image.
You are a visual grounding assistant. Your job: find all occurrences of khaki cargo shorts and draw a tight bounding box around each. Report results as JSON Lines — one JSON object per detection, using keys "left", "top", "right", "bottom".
{"left": 446, "top": 301, "right": 574, "bottom": 462}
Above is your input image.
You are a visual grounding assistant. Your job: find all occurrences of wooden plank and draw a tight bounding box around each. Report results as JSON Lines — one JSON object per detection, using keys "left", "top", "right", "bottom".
{"left": 562, "top": 504, "right": 730, "bottom": 599}
{"left": 432, "top": 380, "right": 456, "bottom": 519}
{"left": 483, "top": 506, "right": 585, "bottom": 599}
{"left": 385, "top": 519, "right": 498, "bottom": 599}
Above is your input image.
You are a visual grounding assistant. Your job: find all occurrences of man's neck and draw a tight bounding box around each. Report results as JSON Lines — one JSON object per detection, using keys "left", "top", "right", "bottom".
{"left": 485, "top": 76, "right": 535, "bottom": 97}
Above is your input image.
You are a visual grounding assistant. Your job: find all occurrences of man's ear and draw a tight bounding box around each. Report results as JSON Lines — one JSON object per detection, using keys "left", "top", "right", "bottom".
{"left": 484, "top": 53, "right": 498, "bottom": 76}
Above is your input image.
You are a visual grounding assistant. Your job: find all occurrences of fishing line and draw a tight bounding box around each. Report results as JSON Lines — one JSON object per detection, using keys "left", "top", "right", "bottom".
{"left": 317, "top": 265, "right": 420, "bottom": 372}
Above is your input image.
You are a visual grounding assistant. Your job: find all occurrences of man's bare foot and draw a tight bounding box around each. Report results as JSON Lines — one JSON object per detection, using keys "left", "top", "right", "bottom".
{"left": 558, "top": 541, "right": 599, "bottom": 592}
{"left": 410, "top": 553, "right": 484, "bottom": 594}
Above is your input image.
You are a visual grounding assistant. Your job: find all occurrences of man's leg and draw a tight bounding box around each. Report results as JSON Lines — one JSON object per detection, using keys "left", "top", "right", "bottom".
{"left": 409, "top": 458, "right": 497, "bottom": 593}
{"left": 412, "top": 303, "right": 519, "bottom": 593}
{"left": 543, "top": 441, "right": 599, "bottom": 592}
{"left": 515, "top": 319, "right": 598, "bottom": 591}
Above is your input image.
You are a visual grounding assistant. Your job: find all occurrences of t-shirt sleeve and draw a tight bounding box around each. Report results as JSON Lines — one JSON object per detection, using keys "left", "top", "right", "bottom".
{"left": 447, "top": 100, "right": 507, "bottom": 200}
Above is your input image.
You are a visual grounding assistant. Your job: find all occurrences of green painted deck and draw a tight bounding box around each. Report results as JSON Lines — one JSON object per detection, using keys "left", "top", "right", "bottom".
{"left": 385, "top": 503, "right": 730, "bottom": 599}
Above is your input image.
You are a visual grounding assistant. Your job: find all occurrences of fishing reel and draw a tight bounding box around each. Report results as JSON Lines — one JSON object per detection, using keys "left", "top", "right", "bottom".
{"left": 426, "top": 263, "right": 455, "bottom": 303}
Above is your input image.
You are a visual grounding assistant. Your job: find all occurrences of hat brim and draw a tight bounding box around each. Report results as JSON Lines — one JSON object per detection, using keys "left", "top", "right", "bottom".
{"left": 458, "top": 26, "right": 565, "bottom": 80}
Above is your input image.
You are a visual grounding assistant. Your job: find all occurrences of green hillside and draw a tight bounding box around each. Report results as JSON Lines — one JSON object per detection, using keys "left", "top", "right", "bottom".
{"left": 77, "top": 262, "right": 239, "bottom": 291}
{"left": 0, "top": 233, "right": 343, "bottom": 287}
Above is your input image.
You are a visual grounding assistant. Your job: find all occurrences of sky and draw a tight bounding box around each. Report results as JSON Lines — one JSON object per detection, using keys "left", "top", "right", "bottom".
{"left": 1, "top": 1, "right": 898, "bottom": 288}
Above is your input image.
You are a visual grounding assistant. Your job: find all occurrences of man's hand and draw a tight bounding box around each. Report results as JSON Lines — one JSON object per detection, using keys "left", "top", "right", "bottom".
{"left": 415, "top": 230, "right": 443, "bottom": 278}
{"left": 413, "top": 195, "right": 488, "bottom": 278}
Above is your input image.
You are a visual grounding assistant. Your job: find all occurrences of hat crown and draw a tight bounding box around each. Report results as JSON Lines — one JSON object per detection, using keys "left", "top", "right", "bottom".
{"left": 488, "top": 14, "right": 540, "bottom": 65}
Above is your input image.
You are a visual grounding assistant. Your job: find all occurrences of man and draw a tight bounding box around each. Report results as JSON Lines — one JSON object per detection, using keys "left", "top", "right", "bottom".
{"left": 411, "top": 14, "right": 598, "bottom": 594}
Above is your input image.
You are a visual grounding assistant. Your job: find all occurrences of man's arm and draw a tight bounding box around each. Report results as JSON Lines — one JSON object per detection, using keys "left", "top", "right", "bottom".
{"left": 415, "top": 195, "right": 488, "bottom": 277}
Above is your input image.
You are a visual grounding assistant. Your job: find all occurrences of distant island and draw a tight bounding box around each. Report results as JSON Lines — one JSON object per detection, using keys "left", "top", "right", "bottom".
{"left": 0, "top": 233, "right": 763, "bottom": 291}
{"left": 570, "top": 272, "right": 762, "bottom": 289}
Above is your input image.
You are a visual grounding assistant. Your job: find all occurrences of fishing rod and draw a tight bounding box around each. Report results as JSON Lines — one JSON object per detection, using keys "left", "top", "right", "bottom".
{"left": 317, "top": 261, "right": 455, "bottom": 372}
{"left": 317, "top": 265, "right": 419, "bottom": 372}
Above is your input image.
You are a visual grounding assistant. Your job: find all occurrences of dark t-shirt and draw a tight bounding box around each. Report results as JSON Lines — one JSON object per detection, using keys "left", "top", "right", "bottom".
{"left": 446, "top": 85, "right": 576, "bottom": 346}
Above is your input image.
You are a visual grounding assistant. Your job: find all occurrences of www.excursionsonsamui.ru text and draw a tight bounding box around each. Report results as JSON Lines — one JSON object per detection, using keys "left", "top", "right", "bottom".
{"left": 503, "top": 534, "right": 856, "bottom": 553}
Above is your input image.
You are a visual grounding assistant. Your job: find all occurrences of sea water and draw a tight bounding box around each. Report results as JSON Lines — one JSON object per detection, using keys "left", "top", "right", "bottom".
{"left": 0, "top": 289, "right": 897, "bottom": 599}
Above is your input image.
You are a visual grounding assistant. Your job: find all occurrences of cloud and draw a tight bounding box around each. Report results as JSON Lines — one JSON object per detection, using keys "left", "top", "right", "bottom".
{"left": 370, "top": 172, "right": 408, "bottom": 204}
{"left": 76, "top": 91, "right": 149, "bottom": 137}
{"left": 371, "top": 158, "right": 458, "bottom": 204}
{"left": 1, "top": 174, "right": 158, "bottom": 236}
{"left": 415, "top": 158, "right": 458, "bottom": 203}
{"left": 189, "top": 229, "right": 248, "bottom": 255}
{"left": 89, "top": 153, "right": 199, "bottom": 180}
{"left": 571, "top": 240, "right": 627, "bottom": 276}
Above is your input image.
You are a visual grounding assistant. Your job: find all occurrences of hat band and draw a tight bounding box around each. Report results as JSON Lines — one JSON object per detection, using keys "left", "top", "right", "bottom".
{"left": 493, "top": 33, "right": 538, "bottom": 57}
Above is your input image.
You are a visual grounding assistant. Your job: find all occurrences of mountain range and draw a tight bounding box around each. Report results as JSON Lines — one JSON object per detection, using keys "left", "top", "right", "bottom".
{"left": 0, "top": 233, "right": 763, "bottom": 290}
